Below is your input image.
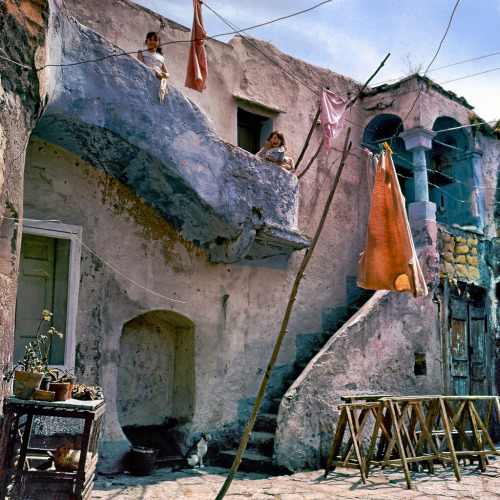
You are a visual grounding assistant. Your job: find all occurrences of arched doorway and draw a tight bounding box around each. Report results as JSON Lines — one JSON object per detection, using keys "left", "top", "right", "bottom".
{"left": 117, "top": 310, "right": 195, "bottom": 461}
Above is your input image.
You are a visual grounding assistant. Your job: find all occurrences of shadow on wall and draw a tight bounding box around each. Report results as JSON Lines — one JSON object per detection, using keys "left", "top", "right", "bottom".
{"left": 117, "top": 310, "right": 195, "bottom": 458}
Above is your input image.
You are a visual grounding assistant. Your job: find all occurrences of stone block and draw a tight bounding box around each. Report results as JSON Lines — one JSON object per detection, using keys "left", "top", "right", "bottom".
{"left": 443, "top": 242, "right": 455, "bottom": 253}
{"left": 455, "top": 236, "right": 466, "bottom": 244}
{"left": 466, "top": 256, "right": 478, "bottom": 266}
{"left": 454, "top": 255, "right": 466, "bottom": 264}
{"left": 467, "top": 267, "right": 480, "bottom": 280}
{"left": 470, "top": 247, "right": 478, "bottom": 254}
{"left": 455, "top": 245, "right": 469, "bottom": 254}
{"left": 466, "top": 238, "right": 478, "bottom": 246}
{"left": 443, "top": 252, "right": 454, "bottom": 263}
{"left": 456, "top": 264, "right": 467, "bottom": 277}
{"left": 442, "top": 261, "right": 455, "bottom": 277}
{"left": 441, "top": 232, "right": 452, "bottom": 243}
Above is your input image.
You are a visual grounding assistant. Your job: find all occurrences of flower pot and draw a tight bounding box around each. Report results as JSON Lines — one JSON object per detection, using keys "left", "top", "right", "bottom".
{"left": 32, "top": 389, "right": 56, "bottom": 402}
{"left": 62, "top": 376, "right": 77, "bottom": 393}
{"left": 40, "top": 375, "right": 53, "bottom": 391}
{"left": 13, "top": 371, "right": 44, "bottom": 400}
{"left": 49, "top": 382, "right": 71, "bottom": 401}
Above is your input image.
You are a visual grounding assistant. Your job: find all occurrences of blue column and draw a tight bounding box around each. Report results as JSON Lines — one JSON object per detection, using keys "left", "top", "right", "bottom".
{"left": 399, "top": 127, "right": 439, "bottom": 280}
{"left": 400, "top": 126, "right": 436, "bottom": 203}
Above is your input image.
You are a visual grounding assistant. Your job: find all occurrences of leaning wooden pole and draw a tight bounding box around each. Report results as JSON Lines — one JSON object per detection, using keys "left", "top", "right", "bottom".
{"left": 293, "top": 106, "right": 321, "bottom": 172}
{"left": 297, "top": 138, "right": 324, "bottom": 180}
{"left": 215, "top": 128, "right": 352, "bottom": 500}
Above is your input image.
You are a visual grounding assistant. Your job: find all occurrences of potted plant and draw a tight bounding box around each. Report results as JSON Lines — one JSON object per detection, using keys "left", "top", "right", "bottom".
{"left": 49, "top": 367, "right": 76, "bottom": 401}
{"left": 3, "top": 310, "right": 64, "bottom": 400}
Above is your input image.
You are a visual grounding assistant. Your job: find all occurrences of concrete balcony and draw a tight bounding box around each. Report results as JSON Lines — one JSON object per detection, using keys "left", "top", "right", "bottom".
{"left": 34, "top": 0, "right": 309, "bottom": 264}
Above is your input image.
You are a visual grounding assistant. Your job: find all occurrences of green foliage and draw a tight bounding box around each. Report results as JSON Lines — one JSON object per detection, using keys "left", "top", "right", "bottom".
{"left": 3, "top": 310, "right": 64, "bottom": 382}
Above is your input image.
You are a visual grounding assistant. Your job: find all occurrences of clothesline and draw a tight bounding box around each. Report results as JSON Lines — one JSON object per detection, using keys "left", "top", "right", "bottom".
{"left": 4, "top": 217, "right": 185, "bottom": 304}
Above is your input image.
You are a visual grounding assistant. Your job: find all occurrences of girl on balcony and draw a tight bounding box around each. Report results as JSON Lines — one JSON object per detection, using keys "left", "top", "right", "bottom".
{"left": 138, "top": 31, "right": 170, "bottom": 101}
{"left": 257, "top": 131, "right": 286, "bottom": 166}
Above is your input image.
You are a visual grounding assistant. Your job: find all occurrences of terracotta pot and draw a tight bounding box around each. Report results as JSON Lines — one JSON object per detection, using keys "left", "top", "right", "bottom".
{"left": 13, "top": 370, "right": 44, "bottom": 400}
{"left": 49, "top": 382, "right": 71, "bottom": 401}
{"left": 32, "top": 389, "right": 56, "bottom": 402}
{"left": 40, "top": 375, "right": 53, "bottom": 391}
{"left": 62, "top": 376, "right": 77, "bottom": 393}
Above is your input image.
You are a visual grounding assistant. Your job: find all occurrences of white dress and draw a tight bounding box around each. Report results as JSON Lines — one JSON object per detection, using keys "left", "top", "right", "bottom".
{"left": 140, "top": 50, "right": 165, "bottom": 72}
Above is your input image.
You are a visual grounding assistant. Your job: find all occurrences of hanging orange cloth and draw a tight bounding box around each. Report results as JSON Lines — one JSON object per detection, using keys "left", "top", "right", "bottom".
{"left": 357, "top": 151, "right": 428, "bottom": 298}
{"left": 185, "top": 0, "right": 207, "bottom": 92}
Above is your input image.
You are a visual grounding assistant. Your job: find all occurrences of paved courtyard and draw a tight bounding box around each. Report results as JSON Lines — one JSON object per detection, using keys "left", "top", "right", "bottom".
{"left": 92, "top": 455, "right": 500, "bottom": 499}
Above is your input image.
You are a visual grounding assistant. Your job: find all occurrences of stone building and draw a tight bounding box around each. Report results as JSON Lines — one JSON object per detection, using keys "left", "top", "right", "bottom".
{"left": 0, "top": 0, "right": 498, "bottom": 473}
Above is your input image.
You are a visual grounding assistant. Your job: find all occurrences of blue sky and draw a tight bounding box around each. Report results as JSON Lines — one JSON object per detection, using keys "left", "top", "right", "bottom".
{"left": 135, "top": 0, "right": 500, "bottom": 122}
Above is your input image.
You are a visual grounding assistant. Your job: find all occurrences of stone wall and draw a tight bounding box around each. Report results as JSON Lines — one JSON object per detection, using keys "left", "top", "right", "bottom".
{"left": 439, "top": 229, "right": 481, "bottom": 282}
{"left": 274, "top": 289, "right": 442, "bottom": 471}
{"left": 0, "top": 0, "right": 48, "bottom": 403}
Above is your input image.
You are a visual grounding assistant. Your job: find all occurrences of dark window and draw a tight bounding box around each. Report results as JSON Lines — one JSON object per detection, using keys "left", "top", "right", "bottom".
{"left": 237, "top": 108, "right": 272, "bottom": 154}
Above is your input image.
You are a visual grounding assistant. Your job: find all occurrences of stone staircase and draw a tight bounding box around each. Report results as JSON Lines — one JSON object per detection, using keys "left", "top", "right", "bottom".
{"left": 218, "top": 278, "right": 374, "bottom": 474}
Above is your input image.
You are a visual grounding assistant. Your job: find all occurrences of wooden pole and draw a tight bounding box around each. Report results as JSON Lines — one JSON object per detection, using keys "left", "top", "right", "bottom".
{"left": 293, "top": 106, "right": 321, "bottom": 172}
{"left": 346, "top": 53, "right": 390, "bottom": 109}
{"left": 295, "top": 53, "right": 390, "bottom": 180}
{"left": 215, "top": 128, "right": 352, "bottom": 500}
{"left": 297, "top": 138, "right": 323, "bottom": 180}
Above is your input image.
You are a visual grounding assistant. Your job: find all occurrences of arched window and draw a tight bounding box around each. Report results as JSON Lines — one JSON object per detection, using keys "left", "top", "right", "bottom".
{"left": 362, "top": 114, "right": 414, "bottom": 204}
{"left": 430, "top": 117, "right": 477, "bottom": 227}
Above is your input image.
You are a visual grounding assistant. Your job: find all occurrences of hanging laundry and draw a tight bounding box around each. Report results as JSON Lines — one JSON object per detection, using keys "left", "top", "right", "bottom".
{"left": 158, "top": 77, "right": 168, "bottom": 102}
{"left": 319, "top": 88, "right": 345, "bottom": 153}
{"left": 357, "top": 151, "right": 428, "bottom": 298}
{"left": 363, "top": 150, "right": 378, "bottom": 204}
{"left": 185, "top": 0, "right": 207, "bottom": 93}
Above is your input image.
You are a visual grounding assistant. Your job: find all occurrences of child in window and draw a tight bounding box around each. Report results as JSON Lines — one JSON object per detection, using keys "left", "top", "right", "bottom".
{"left": 258, "top": 131, "right": 286, "bottom": 165}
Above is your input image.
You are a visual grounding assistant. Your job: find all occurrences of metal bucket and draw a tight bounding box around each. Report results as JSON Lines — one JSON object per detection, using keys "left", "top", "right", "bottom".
{"left": 129, "top": 446, "right": 158, "bottom": 476}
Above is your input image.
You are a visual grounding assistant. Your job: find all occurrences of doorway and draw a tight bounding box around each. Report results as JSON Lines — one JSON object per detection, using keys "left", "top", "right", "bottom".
{"left": 446, "top": 282, "right": 488, "bottom": 396}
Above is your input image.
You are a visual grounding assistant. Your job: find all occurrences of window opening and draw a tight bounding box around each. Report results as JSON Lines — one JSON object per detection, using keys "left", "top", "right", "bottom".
{"left": 14, "top": 221, "right": 81, "bottom": 371}
{"left": 237, "top": 108, "right": 272, "bottom": 154}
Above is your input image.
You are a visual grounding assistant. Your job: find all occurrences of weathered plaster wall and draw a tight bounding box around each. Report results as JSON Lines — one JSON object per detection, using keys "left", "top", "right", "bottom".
{"left": 24, "top": 137, "right": 359, "bottom": 471}
{"left": 59, "top": 0, "right": 373, "bottom": 340}
{"left": 274, "top": 289, "right": 442, "bottom": 471}
{"left": 10, "top": 0, "right": 498, "bottom": 475}
{"left": 0, "top": 0, "right": 48, "bottom": 403}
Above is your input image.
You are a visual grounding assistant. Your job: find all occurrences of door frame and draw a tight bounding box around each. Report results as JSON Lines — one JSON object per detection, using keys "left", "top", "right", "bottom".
{"left": 441, "top": 278, "right": 490, "bottom": 396}
{"left": 20, "top": 220, "right": 82, "bottom": 372}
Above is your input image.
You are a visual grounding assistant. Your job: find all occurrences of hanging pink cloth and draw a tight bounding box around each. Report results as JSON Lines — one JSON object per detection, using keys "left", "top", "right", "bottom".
{"left": 185, "top": 0, "right": 207, "bottom": 93}
{"left": 357, "top": 151, "right": 428, "bottom": 298}
{"left": 319, "top": 88, "right": 345, "bottom": 153}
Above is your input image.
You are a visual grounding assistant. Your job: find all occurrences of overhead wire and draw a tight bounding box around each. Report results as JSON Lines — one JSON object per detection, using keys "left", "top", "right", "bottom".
{"left": 3, "top": 0, "right": 499, "bottom": 205}
{"left": 394, "top": 0, "right": 461, "bottom": 139}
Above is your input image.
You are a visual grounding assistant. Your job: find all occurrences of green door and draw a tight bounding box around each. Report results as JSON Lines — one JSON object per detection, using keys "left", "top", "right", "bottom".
{"left": 14, "top": 233, "right": 69, "bottom": 365}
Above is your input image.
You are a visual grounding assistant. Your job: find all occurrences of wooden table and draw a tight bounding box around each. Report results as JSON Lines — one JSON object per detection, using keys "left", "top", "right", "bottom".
{"left": 324, "top": 394, "right": 500, "bottom": 490}
{"left": 0, "top": 397, "right": 105, "bottom": 500}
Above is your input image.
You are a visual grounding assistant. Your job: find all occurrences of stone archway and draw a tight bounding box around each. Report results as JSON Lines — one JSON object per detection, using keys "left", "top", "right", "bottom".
{"left": 362, "top": 113, "right": 414, "bottom": 203}
{"left": 430, "top": 116, "right": 478, "bottom": 228}
{"left": 117, "top": 310, "right": 195, "bottom": 455}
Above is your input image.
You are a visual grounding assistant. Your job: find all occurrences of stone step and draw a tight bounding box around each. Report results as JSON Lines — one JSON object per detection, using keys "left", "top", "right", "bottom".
{"left": 264, "top": 397, "right": 282, "bottom": 414}
{"left": 254, "top": 413, "right": 278, "bottom": 433}
{"left": 218, "top": 449, "right": 289, "bottom": 475}
{"left": 246, "top": 431, "right": 275, "bottom": 456}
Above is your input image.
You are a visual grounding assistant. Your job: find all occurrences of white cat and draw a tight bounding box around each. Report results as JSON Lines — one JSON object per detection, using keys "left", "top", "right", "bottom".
{"left": 174, "top": 433, "right": 211, "bottom": 471}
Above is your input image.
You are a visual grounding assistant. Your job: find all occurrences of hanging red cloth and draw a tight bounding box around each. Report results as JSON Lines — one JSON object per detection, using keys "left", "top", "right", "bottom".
{"left": 357, "top": 151, "right": 428, "bottom": 298}
{"left": 319, "top": 88, "right": 345, "bottom": 153}
{"left": 185, "top": 0, "right": 207, "bottom": 92}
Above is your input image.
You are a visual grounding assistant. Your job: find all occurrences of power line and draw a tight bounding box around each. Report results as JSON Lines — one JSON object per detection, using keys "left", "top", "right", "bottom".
{"left": 396, "top": 0, "right": 461, "bottom": 140}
